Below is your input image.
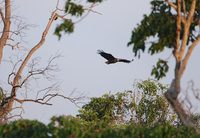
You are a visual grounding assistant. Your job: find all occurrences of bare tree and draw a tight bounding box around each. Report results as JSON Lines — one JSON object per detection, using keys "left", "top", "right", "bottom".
{"left": 0, "top": 0, "right": 101, "bottom": 123}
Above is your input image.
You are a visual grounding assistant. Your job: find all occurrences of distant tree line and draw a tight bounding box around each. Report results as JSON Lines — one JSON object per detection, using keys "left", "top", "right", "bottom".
{"left": 0, "top": 117, "right": 199, "bottom": 138}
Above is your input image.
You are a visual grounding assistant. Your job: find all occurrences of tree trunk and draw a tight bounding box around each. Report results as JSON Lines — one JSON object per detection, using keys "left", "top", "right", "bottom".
{"left": 164, "top": 0, "right": 200, "bottom": 127}
{"left": 0, "top": 0, "right": 11, "bottom": 63}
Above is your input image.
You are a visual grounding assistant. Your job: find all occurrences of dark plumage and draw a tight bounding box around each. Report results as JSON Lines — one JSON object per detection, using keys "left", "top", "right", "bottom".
{"left": 97, "top": 50, "right": 133, "bottom": 64}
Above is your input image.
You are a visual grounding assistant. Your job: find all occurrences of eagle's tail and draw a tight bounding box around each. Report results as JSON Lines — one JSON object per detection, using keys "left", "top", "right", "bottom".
{"left": 118, "top": 59, "right": 133, "bottom": 63}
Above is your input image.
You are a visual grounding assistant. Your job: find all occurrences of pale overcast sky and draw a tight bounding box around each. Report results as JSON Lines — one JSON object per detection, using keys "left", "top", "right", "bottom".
{"left": 3, "top": 0, "right": 199, "bottom": 123}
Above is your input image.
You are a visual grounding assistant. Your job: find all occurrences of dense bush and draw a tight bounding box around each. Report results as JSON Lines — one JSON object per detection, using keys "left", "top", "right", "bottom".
{"left": 0, "top": 119, "right": 48, "bottom": 138}
{"left": 0, "top": 116, "right": 199, "bottom": 138}
{"left": 78, "top": 80, "right": 177, "bottom": 126}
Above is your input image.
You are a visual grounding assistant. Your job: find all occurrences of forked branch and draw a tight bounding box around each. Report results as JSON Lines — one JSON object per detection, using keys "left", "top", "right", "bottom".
{"left": 14, "top": 93, "right": 84, "bottom": 106}
{"left": 165, "top": 0, "right": 177, "bottom": 10}
{"left": 11, "top": 11, "right": 58, "bottom": 97}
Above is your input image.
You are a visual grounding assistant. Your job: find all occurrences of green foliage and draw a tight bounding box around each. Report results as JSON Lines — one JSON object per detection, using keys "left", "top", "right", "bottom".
{"left": 48, "top": 115, "right": 115, "bottom": 138}
{"left": 128, "top": 0, "right": 200, "bottom": 80}
{"left": 54, "top": 19, "right": 74, "bottom": 40}
{"left": 77, "top": 92, "right": 132, "bottom": 126}
{"left": 54, "top": 0, "right": 104, "bottom": 39}
{"left": 78, "top": 80, "right": 177, "bottom": 126}
{"left": 99, "top": 124, "right": 199, "bottom": 138}
{"left": 48, "top": 116, "right": 86, "bottom": 138}
{"left": 135, "top": 80, "right": 175, "bottom": 126}
{"left": 128, "top": 1, "right": 175, "bottom": 57}
{"left": 78, "top": 94, "right": 116, "bottom": 123}
{"left": 151, "top": 59, "right": 169, "bottom": 80}
{"left": 0, "top": 118, "right": 199, "bottom": 138}
{"left": 190, "top": 113, "right": 200, "bottom": 128}
{"left": 0, "top": 119, "right": 48, "bottom": 138}
{"left": 65, "top": 1, "right": 84, "bottom": 17}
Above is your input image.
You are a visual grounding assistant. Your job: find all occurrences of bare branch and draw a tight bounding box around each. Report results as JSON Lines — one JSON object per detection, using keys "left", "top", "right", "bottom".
{"left": 182, "top": 0, "right": 187, "bottom": 18}
{"left": 14, "top": 92, "right": 85, "bottom": 107}
{"left": 174, "top": 0, "right": 181, "bottom": 61}
{"left": 11, "top": 11, "right": 58, "bottom": 97}
{"left": 0, "top": 8, "right": 5, "bottom": 24}
{"left": 180, "top": 34, "right": 200, "bottom": 76}
{"left": 185, "top": 81, "right": 200, "bottom": 99}
{"left": 7, "top": 59, "right": 22, "bottom": 86}
{"left": 187, "top": 0, "right": 196, "bottom": 22}
{"left": 7, "top": 105, "right": 24, "bottom": 121}
{"left": 35, "top": 83, "right": 59, "bottom": 99}
{"left": 0, "top": 0, "right": 102, "bottom": 122}
{"left": 55, "top": 0, "right": 65, "bottom": 12}
{"left": 14, "top": 98, "right": 53, "bottom": 105}
{"left": 55, "top": 3, "right": 101, "bottom": 24}
{"left": 8, "top": 72, "right": 15, "bottom": 86}
{"left": 0, "top": 9, "right": 59, "bottom": 117}
{"left": 181, "top": 81, "right": 200, "bottom": 113}
{"left": 179, "top": 0, "right": 196, "bottom": 61}
{"left": 75, "top": 3, "right": 102, "bottom": 24}
{"left": 56, "top": 0, "right": 60, "bottom": 9}
{"left": 165, "top": 0, "right": 177, "bottom": 10}
{"left": 15, "top": 55, "right": 59, "bottom": 89}
{"left": 191, "top": 82, "right": 200, "bottom": 100}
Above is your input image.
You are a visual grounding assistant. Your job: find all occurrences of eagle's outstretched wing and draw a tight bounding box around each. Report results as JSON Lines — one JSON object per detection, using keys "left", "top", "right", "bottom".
{"left": 97, "top": 50, "right": 133, "bottom": 64}
{"left": 97, "top": 50, "right": 116, "bottom": 61}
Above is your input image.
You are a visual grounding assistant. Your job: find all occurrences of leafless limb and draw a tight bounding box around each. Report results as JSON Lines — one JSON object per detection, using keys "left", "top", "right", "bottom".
{"left": 180, "top": 93, "right": 192, "bottom": 113}
{"left": 0, "top": 8, "right": 5, "bottom": 24}
{"left": 14, "top": 89, "right": 86, "bottom": 108}
{"left": 3, "top": 54, "right": 60, "bottom": 106}
{"left": 6, "top": 114, "right": 22, "bottom": 120}
{"left": 188, "top": 81, "right": 200, "bottom": 101}
{"left": 5, "top": 16, "right": 34, "bottom": 51}
{"left": 7, "top": 59, "right": 22, "bottom": 86}
{"left": 180, "top": 81, "right": 200, "bottom": 114}
{"left": 6, "top": 105, "right": 24, "bottom": 121}
{"left": 55, "top": 0, "right": 65, "bottom": 12}
{"left": 19, "top": 56, "right": 60, "bottom": 87}
{"left": 75, "top": 3, "right": 102, "bottom": 24}
{"left": 54, "top": 1, "right": 101, "bottom": 24}
{"left": 180, "top": 34, "right": 200, "bottom": 76}
{"left": 0, "top": 0, "right": 102, "bottom": 123}
{"left": 165, "top": 0, "right": 177, "bottom": 10}
{"left": 35, "top": 83, "right": 59, "bottom": 99}
{"left": 6, "top": 42, "right": 20, "bottom": 50}
{"left": 182, "top": 0, "right": 187, "bottom": 18}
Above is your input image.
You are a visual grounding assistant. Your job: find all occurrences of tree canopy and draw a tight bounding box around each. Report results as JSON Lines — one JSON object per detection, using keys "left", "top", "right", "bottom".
{"left": 78, "top": 80, "right": 177, "bottom": 126}
{"left": 127, "top": 0, "right": 200, "bottom": 126}
{"left": 128, "top": 0, "right": 200, "bottom": 80}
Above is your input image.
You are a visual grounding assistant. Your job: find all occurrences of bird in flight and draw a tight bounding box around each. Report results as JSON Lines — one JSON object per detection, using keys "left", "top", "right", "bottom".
{"left": 97, "top": 50, "right": 133, "bottom": 64}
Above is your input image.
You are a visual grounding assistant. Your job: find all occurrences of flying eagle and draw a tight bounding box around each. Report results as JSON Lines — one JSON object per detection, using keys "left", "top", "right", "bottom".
{"left": 97, "top": 50, "right": 133, "bottom": 64}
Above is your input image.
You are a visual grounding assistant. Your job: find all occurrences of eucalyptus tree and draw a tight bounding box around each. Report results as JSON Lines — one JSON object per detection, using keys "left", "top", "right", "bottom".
{"left": 128, "top": 0, "right": 200, "bottom": 126}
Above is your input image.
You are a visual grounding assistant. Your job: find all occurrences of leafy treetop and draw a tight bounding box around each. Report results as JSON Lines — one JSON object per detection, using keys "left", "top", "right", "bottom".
{"left": 54, "top": 0, "right": 104, "bottom": 39}
{"left": 128, "top": 0, "right": 200, "bottom": 80}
